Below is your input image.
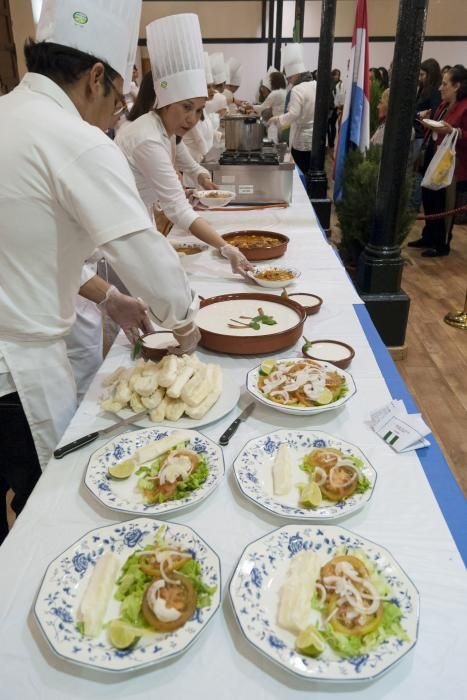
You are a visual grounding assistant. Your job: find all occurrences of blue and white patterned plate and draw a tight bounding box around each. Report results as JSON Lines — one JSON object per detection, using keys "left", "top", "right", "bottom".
{"left": 34, "top": 517, "right": 221, "bottom": 672}
{"left": 233, "top": 430, "right": 376, "bottom": 520}
{"left": 246, "top": 357, "right": 356, "bottom": 416}
{"left": 229, "top": 524, "right": 419, "bottom": 682}
{"left": 84, "top": 427, "right": 225, "bottom": 517}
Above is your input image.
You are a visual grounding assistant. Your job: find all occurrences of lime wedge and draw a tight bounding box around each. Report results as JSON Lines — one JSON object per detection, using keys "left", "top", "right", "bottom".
{"left": 107, "top": 619, "right": 141, "bottom": 650}
{"left": 315, "top": 388, "right": 333, "bottom": 405}
{"left": 108, "top": 458, "right": 136, "bottom": 480}
{"left": 299, "top": 481, "right": 323, "bottom": 508}
{"left": 296, "top": 624, "right": 326, "bottom": 657}
{"left": 259, "top": 359, "right": 276, "bottom": 376}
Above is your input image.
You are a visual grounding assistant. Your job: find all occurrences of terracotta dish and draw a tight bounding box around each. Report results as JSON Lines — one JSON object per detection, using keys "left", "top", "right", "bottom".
{"left": 302, "top": 339, "right": 355, "bottom": 369}
{"left": 197, "top": 293, "right": 306, "bottom": 355}
{"left": 141, "top": 331, "right": 180, "bottom": 361}
{"left": 286, "top": 292, "right": 323, "bottom": 316}
{"left": 221, "top": 231, "right": 290, "bottom": 261}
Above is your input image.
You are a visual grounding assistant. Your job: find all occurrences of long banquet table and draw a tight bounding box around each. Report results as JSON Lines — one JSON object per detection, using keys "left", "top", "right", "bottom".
{"left": 0, "top": 173, "right": 466, "bottom": 699}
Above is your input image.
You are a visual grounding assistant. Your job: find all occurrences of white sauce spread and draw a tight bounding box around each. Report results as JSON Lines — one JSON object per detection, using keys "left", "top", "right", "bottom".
{"left": 306, "top": 342, "right": 351, "bottom": 361}
{"left": 158, "top": 453, "right": 193, "bottom": 485}
{"left": 146, "top": 580, "right": 181, "bottom": 622}
{"left": 289, "top": 294, "right": 320, "bottom": 307}
{"left": 143, "top": 333, "right": 178, "bottom": 350}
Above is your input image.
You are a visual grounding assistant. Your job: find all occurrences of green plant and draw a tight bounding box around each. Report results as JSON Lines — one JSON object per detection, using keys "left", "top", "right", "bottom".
{"left": 335, "top": 144, "right": 415, "bottom": 266}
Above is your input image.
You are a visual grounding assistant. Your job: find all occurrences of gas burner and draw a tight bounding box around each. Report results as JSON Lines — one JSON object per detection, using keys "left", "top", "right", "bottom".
{"left": 220, "top": 150, "right": 280, "bottom": 166}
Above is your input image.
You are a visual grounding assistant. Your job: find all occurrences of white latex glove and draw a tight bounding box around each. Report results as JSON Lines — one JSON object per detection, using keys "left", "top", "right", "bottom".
{"left": 99, "top": 285, "right": 153, "bottom": 343}
{"left": 267, "top": 116, "right": 280, "bottom": 127}
{"left": 220, "top": 244, "right": 254, "bottom": 277}
{"left": 172, "top": 322, "right": 201, "bottom": 355}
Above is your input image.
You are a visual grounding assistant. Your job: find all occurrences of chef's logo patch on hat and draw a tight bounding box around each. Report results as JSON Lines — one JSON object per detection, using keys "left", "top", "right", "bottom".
{"left": 72, "top": 11, "right": 88, "bottom": 26}
{"left": 161, "top": 80, "right": 168, "bottom": 89}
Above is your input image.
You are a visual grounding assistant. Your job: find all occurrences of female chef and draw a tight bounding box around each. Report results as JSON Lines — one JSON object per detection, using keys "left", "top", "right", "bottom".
{"left": 116, "top": 14, "right": 251, "bottom": 276}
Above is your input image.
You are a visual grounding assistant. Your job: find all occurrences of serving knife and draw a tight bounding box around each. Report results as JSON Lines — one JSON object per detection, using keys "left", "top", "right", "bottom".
{"left": 53, "top": 410, "right": 148, "bottom": 459}
{"left": 219, "top": 403, "right": 255, "bottom": 446}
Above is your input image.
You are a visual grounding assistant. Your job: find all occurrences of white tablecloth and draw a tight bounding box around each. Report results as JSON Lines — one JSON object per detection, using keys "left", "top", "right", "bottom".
{"left": 0, "top": 173, "right": 465, "bottom": 700}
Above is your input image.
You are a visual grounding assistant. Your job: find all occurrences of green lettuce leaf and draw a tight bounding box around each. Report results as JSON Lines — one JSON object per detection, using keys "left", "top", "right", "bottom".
{"left": 179, "top": 558, "right": 216, "bottom": 608}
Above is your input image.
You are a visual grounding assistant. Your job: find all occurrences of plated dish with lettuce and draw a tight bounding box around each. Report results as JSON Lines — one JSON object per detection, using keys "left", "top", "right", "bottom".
{"left": 34, "top": 518, "right": 221, "bottom": 672}
{"left": 229, "top": 524, "right": 419, "bottom": 682}
{"left": 233, "top": 430, "right": 376, "bottom": 520}
{"left": 84, "top": 427, "right": 224, "bottom": 516}
{"left": 246, "top": 358, "right": 356, "bottom": 416}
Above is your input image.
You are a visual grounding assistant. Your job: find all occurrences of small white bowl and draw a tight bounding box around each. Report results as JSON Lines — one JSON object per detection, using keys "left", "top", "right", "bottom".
{"left": 194, "top": 190, "right": 235, "bottom": 208}
{"left": 248, "top": 265, "right": 301, "bottom": 289}
{"left": 171, "top": 242, "right": 208, "bottom": 259}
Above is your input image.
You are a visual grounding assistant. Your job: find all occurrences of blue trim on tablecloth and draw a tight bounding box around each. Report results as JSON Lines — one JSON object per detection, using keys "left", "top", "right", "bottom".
{"left": 354, "top": 303, "right": 467, "bottom": 566}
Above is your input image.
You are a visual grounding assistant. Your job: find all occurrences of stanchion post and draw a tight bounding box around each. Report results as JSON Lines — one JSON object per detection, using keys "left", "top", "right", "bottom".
{"left": 356, "top": 0, "right": 429, "bottom": 346}
{"left": 444, "top": 289, "right": 467, "bottom": 329}
{"left": 306, "top": 0, "right": 337, "bottom": 234}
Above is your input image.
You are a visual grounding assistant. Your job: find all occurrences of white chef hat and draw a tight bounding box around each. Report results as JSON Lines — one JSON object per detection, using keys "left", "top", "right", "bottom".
{"left": 147, "top": 13, "right": 207, "bottom": 109}
{"left": 205, "top": 92, "right": 227, "bottom": 114}
{"left": 36, "top": 0, "right": 141, "bottom": 90}
{"left": 210, "top": 52, "right": 227, "bottom": 84}
{"left": 226, "top": 57, "right": 242, "bottom": 87}
{"left": 204, "top": 52, "right": 213, "bottom": 84}
{"left": 262, "top": 65, "right": 275, "bottom": 91}
{"left": 282, "top": 43, "right": 306, "bottom": 77}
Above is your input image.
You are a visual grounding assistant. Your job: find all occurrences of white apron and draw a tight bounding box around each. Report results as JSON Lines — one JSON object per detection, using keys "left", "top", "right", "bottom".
{"left": 0, "top": 339, "right": 77, "bottom": 469}
{"left": 65, "top": 296, "right": 103, "bottom": 402}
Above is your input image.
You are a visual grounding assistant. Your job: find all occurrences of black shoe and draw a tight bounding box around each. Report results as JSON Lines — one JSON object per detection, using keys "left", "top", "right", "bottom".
{"left": 407, "top": 238, "right": 429, "bottom": 248}
{"left": 421, "top": 248, "right": 450, "bottom": 258}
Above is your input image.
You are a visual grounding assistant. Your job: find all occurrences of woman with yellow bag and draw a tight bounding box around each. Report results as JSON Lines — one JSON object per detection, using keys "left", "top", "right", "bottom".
{"left": 409, "top": 65, "right": 467, "bottom": 257}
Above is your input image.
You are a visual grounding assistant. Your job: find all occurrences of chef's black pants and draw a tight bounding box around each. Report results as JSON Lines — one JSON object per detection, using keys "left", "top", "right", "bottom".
{"left": 0, "top": 393, "right": 41, "bottom": 544}
{"left": 291, "top": 148, "right": 311, "bottom": 177}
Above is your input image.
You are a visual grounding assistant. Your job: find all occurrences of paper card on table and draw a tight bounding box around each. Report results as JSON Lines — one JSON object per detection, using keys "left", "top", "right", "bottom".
{"left": 369, "top": 400, "right": 431, "bottom": 453}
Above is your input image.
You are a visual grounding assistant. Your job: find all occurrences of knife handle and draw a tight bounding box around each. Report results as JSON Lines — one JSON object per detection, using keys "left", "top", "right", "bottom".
{"left": 219, "top": 418, "right": 241, "bottom": 446}
{"left": 53, "top": 432, "right": 99, "bottom": 459}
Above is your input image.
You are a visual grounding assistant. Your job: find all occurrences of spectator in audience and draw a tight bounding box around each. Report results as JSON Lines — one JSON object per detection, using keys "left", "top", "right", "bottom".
{"left": 370, "top": 89, "right": 390, "bottom": 145}
{"left": 410, "top": 65, "right": 467, "bottom": 256}
{"left": 378, "top": 66, "right": 390, "bottom": 89}
{"left": 328, "top": 68, "right": 345, "bottom": 149}
{"left": 369, "top": 67, "right": 383, "bottom": 85}
{"left": 410, "top": 59, "right": 443, "bottom": 208}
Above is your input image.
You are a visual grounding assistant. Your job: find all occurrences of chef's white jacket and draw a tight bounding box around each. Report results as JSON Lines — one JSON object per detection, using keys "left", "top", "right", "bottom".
{"left": 0, "top": 73, "right": 197, "bottom": 464}
{"left": 254, "top": 88, "right": 286, "bottom": 117}
{"left": 277, "top": 80, "right": 317, "bottom": 151}
{"left": 116, "top": 111, "right": 209, "bottom": 231}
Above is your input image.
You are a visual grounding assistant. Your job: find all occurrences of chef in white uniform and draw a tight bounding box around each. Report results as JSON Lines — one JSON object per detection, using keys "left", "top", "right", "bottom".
{"left": 210, "top": 52, "right": 227, "bottom": 93}
{"left": 225, "top": 57, "right": 242, "bottom": 96}
{"left": 0, "top": 0, "right": 199, "bottom": 541}
{"left": 269, "top": 43, "right": 316, "bottom": 174}
{"left": 182, "top": 52, "right": 216, "bottom": 171}
{"left": 116, "top": 14, "right": 251, "bottom": 275}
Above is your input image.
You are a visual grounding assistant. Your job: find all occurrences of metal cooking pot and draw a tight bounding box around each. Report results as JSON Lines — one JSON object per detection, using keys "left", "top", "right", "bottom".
{"left": 224, "top": 115, "right": 266, "bottom": 151}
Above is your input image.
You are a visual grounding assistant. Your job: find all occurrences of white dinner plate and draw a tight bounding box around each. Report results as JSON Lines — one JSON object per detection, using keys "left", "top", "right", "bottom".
{"left": 233, "top": 429, "right": 376, "bottom": 520}
{"left": 229, "top": 524, "right": 419, "bottom": 682}
{"left": 113, "top": 374, "right": 240, "bottom": 429}
{"left": 85, "top": 426, "right": 224, "bottom": 516}
{"left": 35, "top": 517, "right": 221, "bottom": 673}
{"left": 246, "top": 357, "right": 356, "bottom": 416}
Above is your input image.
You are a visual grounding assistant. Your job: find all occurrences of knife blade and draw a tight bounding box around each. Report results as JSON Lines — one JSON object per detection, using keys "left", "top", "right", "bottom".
{"left": 53, "top": 410, "right": 149, "bottom": 459}
{"left": 219, "top": 403, "right": 255, "bottom": 446}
